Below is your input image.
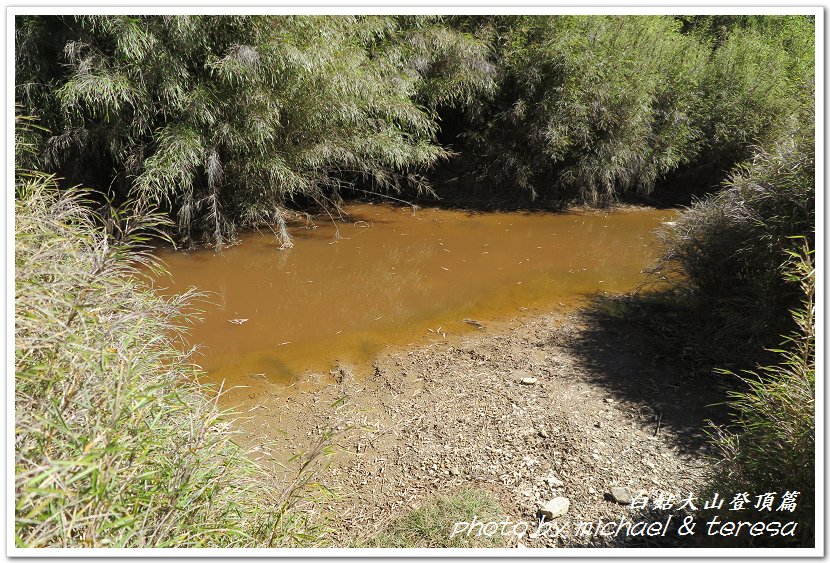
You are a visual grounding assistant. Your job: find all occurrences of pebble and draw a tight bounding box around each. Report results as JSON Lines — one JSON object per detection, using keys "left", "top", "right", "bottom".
{"left": 609, "top": 486, "right": 633, "bottom": 505}
{"left": 521, "top": 377, "right": 538, "bottom": 385}
{"left": 539, "top": 497, "right": 570, "bottom": 519}
{"left": 545, "top": 474, "right": 564, "bottom": 487}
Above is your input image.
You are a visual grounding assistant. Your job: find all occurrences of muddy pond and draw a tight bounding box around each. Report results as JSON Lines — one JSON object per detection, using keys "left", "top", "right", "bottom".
{"left": 152, "top": 203, "right": 674, "bottom": 400}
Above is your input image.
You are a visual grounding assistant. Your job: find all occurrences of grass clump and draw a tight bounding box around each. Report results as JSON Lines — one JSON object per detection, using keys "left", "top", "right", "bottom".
{"left": 15, "top": 171, "right": 329, "bottom": 547}
{"left": 364, "top": 488, "right": 506, "bottom": 548}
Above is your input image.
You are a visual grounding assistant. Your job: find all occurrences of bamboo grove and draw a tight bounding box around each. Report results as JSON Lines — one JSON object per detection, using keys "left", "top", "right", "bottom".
{"left": 17, "top": 15, "right": 813, "bottom": 247}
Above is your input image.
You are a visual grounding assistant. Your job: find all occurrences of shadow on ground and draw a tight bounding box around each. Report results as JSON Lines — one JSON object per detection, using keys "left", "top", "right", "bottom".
{"left": 553, "top": 292, "right": 748, "bottom": 547}
{"left": 566, "top": 292, "right": 734, "bottom": 457}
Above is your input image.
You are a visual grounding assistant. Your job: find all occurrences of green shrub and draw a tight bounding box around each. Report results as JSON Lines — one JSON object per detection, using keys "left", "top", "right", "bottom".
{"left": 15, "top": 171, "right": 330, "bottom": 547}
{"left": 463, "top": 16, "right": 709, "bottom": 203}
{"left": 18, "top": 15, "right": 813, "bottom": 215}
{"left": 444, "top": 15, "right": 812, "bottom": 205}
{"left": 694, "top": 19, "right": 814, "bottom": 170}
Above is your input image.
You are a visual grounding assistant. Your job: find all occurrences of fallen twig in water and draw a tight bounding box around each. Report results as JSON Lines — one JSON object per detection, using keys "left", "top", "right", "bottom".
{"left": 461, "top": 318, "right": 485, "bottom": 330}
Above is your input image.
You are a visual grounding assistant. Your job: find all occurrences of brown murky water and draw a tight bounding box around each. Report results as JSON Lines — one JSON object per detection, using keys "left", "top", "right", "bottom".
{"left": 153, "top": 203, "right": 674, "bottom": 397}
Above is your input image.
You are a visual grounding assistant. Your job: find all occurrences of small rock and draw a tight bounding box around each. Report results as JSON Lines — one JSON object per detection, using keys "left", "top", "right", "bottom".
{"left": 545, "top": 474, "right": 564, "bottom": 487}
{"left": 516, "top": 541, "right": 527, "bottom": 548}
{"left": 538, "top": 428, "right": 550, "bottom": 438}
{"left": 609, "top": 486, "right": 633, "bottom": 505}
{"left": 595, "top": 421, "right": 603, "bottom": 429}
{"left": 539, "top": 497, "right": 570, "bottom": 519}
{"left": 521, "top": 377, "right": 538, "bottom": 385}
{"left": 604, "top": 398, "right": 615, "bottom": 404}
{"left": 588, "top": 486, "right": 596, "bottom": 494}
{"left": 449, "top": 467, "right": 460, "bottom": 476}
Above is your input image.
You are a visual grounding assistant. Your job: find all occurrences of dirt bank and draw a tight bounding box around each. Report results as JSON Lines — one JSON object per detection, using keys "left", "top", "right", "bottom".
{"left": 233, "top": 302, "right": 726, "bottom": 547}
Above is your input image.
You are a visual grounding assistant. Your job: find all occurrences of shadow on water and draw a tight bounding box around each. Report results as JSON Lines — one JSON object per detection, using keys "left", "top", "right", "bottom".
{"left": 413, "top": 149, "right": 732, "bottom": 213}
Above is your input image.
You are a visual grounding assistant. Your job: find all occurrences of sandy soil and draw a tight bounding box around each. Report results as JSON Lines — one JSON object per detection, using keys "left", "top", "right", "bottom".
{"left": 233, "top": 303, "right": 727, "bottom": 548}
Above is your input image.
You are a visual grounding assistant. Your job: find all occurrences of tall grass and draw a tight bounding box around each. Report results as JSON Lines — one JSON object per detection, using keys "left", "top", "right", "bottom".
{"left": 657, "top": 128, "right": 814, "bottom": 351}
{"left": 707, "top": 242, "right": 815, "bottom": 546}
{"left": 15, "top": 171, "right": 329, "bottom": 547}
{"left": 17, "top": 16, "right": 814, "bottom": 220}
{"left": 655, "top": 106, "right": 815, "bottom": 546}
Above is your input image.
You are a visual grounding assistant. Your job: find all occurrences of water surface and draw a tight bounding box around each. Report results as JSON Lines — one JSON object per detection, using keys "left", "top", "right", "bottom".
{"left": 153, "top": 203, "right": 673, "bottom": 395}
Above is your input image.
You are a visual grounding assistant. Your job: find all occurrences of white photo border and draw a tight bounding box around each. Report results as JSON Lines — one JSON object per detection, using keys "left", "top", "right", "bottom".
{"left": 4, "top": 2, "right": 824, "bottom": 560}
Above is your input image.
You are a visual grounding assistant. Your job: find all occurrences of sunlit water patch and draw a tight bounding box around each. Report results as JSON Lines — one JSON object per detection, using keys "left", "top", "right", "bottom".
{"left": 152, "top": 203, "right": 675, "bottom": 398}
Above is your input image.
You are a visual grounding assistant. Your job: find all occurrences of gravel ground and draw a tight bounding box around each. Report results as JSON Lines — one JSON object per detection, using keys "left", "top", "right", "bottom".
{"left": 235, "top": 306, "right": 726, "bottom": 548}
